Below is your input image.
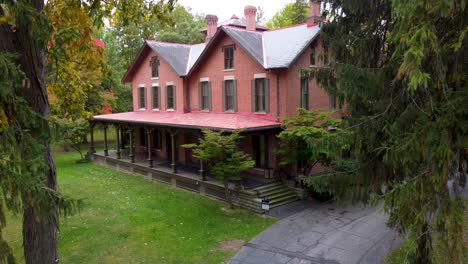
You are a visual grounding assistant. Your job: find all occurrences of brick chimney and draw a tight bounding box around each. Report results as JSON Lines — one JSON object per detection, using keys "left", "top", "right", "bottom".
{"left": 205, "top": 14, "right": 218, "bottom": 43}
{"left": 308, "top": 0, "right": 323, "bottom": 24}
{"left": 244, "top": 5, "right": 257, "bottom": 31}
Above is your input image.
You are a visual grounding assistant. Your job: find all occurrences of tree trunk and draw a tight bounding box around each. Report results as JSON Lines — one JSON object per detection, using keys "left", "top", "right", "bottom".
{"left": 224, "top": 181, "right": 233, "bottom": 209}
{"left": 1, "top": 0, "right": 59, "bottom": 263}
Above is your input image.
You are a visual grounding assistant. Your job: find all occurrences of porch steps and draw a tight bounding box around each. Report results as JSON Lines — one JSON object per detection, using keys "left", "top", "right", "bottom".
{"left": 253, "top": 182, "right": 299, "bottom": 209}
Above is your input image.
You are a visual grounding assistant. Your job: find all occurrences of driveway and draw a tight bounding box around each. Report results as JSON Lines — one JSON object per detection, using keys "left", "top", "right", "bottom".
{"left": 228, "top": 202, "right": 402, "bottom": 264}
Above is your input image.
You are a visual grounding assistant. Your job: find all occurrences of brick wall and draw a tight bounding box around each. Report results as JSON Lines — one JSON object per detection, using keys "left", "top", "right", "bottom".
{"left": 131, "top": 49, "right": 185, "bottom": 113}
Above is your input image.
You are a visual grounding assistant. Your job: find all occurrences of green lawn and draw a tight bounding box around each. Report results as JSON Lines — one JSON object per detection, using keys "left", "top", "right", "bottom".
{"left": 4, "top": 152, "right": 275, "bottom": 263}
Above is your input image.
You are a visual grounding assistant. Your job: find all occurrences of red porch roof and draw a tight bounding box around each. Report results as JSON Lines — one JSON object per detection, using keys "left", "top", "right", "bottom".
{"left": 94, "top": 112, "right": 281, "bottom": 132}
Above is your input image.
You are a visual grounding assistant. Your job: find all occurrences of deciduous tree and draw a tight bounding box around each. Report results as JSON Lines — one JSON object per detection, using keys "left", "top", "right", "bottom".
{"left": 183, "top": 130, "right": 254, "bottom": 209}
{"left": 265, "top": 0, "right": 309, "bottom": 29}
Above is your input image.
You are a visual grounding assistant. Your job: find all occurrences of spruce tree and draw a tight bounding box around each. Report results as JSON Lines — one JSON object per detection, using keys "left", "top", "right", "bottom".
{"left": 313, "top": 0, "right": 467, "bottom": 262}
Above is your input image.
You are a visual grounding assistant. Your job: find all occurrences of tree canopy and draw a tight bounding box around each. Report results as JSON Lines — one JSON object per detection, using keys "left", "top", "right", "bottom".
{"left": 265, "top": 0, "right": 309, "bottom": 29}
{"left": 0, "top": 0, "right": 176, "bottom": 262}
{"left": 313, "top": 0, "right": 467, "bottom": 262}
{"left": 183, "top": 130, "right": 254, "bottom": 209}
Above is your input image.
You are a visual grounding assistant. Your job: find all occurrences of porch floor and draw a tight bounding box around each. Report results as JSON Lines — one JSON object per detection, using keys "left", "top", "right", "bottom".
{"left": 95, "top": 150, "right": 276, "bottom": 190}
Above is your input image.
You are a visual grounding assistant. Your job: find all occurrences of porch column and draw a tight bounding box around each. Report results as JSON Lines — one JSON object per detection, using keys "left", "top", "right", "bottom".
{"left": 89, "top": 122, "right": 96, "bottom": 154}
{"left": 170, "top": 129, "right": 177, "bottom": 173}
{"left": 146, "top": 127, "right": 154, "bottom": 168}
{"left": 120, "top": 127, "right": 126, "bottom": 150}
{"left": 198, "top": 131, "right": 206, "bottom": 181}
{"left": 128, "top": 127, "right": 135, "bottom": 163}
{"left": 115, "top": 125, "right": 121, "bottom": 159}
{"left": 103, "top": 125, "right": 109, "bottom": 156}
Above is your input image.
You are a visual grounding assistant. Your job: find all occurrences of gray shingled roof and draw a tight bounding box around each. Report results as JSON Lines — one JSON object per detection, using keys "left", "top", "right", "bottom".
{"left": 187, "top": 43, "right": 206, "bottom": 73}
{"left": 141, "top": 24, "right": 320, "bottom": 78}
{"left": 222, "top": 27, "right": 264, "bottom": 67}
{"left": 263, "top": 24, "right": 321, "bottom": 68}
{"left": 219, "top": 24, "right": 321, "bottom": 69}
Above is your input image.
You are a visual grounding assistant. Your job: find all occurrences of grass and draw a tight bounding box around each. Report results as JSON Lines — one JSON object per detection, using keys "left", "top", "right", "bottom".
{"left": 4, "top": 151, "right": 275, "bottom": 263}
{"left": 384, "top": 199, "right": 468, "bottom": 264}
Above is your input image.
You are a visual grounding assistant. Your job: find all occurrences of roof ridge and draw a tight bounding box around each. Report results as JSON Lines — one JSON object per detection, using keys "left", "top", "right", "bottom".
{"left": 264, "top": 23, "right": 310, "bottom": 32}
{"left": 146, "top": 40, "right": 194, "bottom": 47}
{"left": 222, "top": 25, "right": 264, "bottom": 34}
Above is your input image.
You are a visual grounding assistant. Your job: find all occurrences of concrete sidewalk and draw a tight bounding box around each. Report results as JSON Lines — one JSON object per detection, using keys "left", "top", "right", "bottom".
{"left": 228, "top": 202, "right": 402, "bottom": 264}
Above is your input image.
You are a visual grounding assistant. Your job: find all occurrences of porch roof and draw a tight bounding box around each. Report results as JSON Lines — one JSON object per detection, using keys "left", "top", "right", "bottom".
{"left": 93, "top": 111, "right": 281, "bottom": 132}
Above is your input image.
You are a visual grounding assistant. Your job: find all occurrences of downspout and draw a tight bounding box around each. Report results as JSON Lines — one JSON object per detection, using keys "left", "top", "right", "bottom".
{"left": 185, "top": 77, "right": 191, "bottom": 112}
{"left": 276, "top": 73, "right": 280, "bottom": 121}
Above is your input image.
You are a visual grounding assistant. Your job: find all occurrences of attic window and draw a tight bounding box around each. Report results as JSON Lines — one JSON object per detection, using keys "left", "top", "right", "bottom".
{"left": 150, "top": 56, "right": 159, "bottom": 78}
{"left": 223, "top": 45, "right": 235, "bottom": 69}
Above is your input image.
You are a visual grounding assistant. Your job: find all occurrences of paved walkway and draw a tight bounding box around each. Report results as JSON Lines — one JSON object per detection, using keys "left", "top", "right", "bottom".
{"left": 228, "top": 202, "right": 402, "bottom": 264}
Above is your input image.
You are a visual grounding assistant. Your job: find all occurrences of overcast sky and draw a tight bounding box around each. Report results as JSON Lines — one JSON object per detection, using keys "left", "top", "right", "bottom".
{"left": 176, "top": 0, "right": 295, "bottom": 22}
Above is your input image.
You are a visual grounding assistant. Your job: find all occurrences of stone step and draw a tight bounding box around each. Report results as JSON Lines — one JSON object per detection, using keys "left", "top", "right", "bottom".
{"left": 266, "top": 190, "right": 297, "bottom": 200}
{"left": 257, "top": 187, "right": 293, "bottom": 197}
{"left": 270, "top": 196, "right": 300, "bottom": 208}
{"left": 253, "top": 182, "right": 282, "bottom": 191}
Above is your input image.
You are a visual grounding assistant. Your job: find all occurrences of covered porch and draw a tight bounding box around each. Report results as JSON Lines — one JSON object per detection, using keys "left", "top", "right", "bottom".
{"left": 89, "top": 111, "right": 283, "bottom": 189}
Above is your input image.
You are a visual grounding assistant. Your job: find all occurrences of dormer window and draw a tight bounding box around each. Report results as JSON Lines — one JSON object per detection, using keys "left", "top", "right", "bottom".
{"left": 223, "top": 45, "right": 235, "bottom": 69}
{"left": 150, "top": 56, "right": 159, "bottom": 78}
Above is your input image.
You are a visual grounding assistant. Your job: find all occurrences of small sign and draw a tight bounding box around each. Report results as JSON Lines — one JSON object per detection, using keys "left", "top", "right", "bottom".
{"left": 261, "top": 198, "right": 270, "bottom": 211}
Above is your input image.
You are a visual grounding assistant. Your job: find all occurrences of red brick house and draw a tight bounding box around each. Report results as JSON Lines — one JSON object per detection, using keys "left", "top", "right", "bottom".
{"left": 91, "top": 1, "right": 332, "bottom": 206}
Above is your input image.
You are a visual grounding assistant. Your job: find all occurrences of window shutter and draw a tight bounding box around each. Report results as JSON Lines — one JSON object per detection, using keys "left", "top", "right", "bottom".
{"left": 158, "top": 86, "right": 161, "bottom": 109}
{"left": 233, "top": 80, "right": 237, "bottom": 112}
{"left": 198, "top": 82, "right": 202, "bottom": 110}
{"left": 221, "top": 81, "right": 226, "bottom": 111}
{"left": 208, "top": 81, "right": 212, "bottom": 111}
{"left": 173, "top": 86, "right": 176, "bottom": 110}
{"left": 251, "top": 80, "right": 256, "bottom": 112}
{"left": 165, "top": 86, "right": 168, "bottom": 110}
{"left": 143, "top": 87, "right": 147, "bottom": 109}
{"left": 265, "top": 78, "right": 270, "bottom": 113}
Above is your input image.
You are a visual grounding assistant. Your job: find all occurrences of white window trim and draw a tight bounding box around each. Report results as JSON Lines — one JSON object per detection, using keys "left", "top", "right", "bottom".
{"left": 254, "top": 73, "right": 266, "bottom": 79}
{"left": 224, "top": 75, "right": 235, "bottom": 80}
{"left": 200, "top": 77, "right": 209, "bottom": 82}
{"left": 166, "top": 81, "right": 174, "bottom": 86}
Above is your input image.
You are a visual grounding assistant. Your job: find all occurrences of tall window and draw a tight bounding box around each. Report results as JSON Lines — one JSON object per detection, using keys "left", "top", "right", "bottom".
{"left": 310, "top": 43, "right": 316, "bottom": 65}
{"left": 138, "top": 86, "right": 146, "bottom": 109}
{"left": 140, "top": 128, "right": 147, "bottom": 147}
{"left": 166, "top": 85, "right": 175, "bottom": 110}
{"left": 223, "top": 45, "right": 234, "bottom": 69}
{"left": 323, "top": 42, "right": 329, "bottom": 64}
{"left": 329, "top": 95, "right": 336, "bottom": 111}
{"left": 300, "top": 77, "right": 309, "bottom": 110}
{"left": 254, "top": 135, "right": 268, "bottom": 168}
{"left": 152, "top": 85, "right": 160, "bottom": 110}
{"left": 150, "top": 56, "right": 159, "bottom": 78}
{"left": 152, "top": 129, "right": 162, "bottom": 149}
{"left": 252, "top": 78, "right": 269, "bottom": 112}
{"left": 199, "top": 81, "right": 211, "bottom": 111}
{"left": 223, "top": 80, "right": 236, "bottom": 111}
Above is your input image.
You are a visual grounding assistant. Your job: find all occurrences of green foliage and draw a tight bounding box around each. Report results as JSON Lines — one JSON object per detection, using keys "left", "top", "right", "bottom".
{"left": 265, "top": 0, "right": 309, "bottom": 29}
{"left": 312, "top": 0, "right": 467, "bottom": 262}
{"left": 278, "top": 109, "right": 351, "bottom": 176}
{"left": 1, "top": 0, "right": 176, "bottom": 262}
{"left": 0, "top": 53, "right": 80, "bottom": 263}
{"left": 51, "top": 118, "right": 90, "bottom": 160}
{"left": 156, "top": 5, "right": 205, "bottom": 44}
{"left": 183, "top": 130, "right": 254, "bottom": 208}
